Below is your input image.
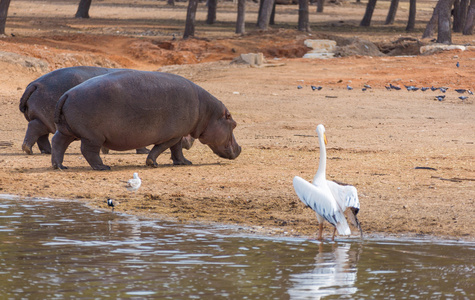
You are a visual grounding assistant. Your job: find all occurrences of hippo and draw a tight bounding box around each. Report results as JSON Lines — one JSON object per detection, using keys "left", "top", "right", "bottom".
{"left": 51, "top": 70, "right": 241, "bottom": 170}
{"left": 19, "top": 66, "right": 194, "bottom": 160}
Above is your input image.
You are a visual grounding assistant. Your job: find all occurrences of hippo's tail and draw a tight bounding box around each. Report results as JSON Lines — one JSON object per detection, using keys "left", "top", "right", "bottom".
{"left": 54, "top": 94, "right": 68, "bottom": 124}
{"left": 19, "top": 83, "right": 38, "bottom": 113}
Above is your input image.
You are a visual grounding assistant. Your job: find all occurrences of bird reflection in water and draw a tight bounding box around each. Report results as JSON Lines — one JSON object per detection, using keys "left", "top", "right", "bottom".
{"left": 288, "top": 242, "right": 362, "bottom": 299}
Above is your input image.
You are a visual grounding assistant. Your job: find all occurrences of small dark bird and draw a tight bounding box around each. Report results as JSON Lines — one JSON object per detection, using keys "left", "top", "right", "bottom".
{"left": 405, "top": 85, "right": 419, "bottom": 91}
{"left": 385, "top": 86, "right": 391, "bottom": 90}
{"left": 364, "top": 84, "right": 372, "bottom": 89}
{"left": 311, "top": 85, "right": 322, "bottom": 91}
{"left": 390, "top": 84, "right": 401, "bottom": 90}
{"left": 297, "top": 85, "right": 303, "bottom": 89}
{"left": 172, "top": 34, "right": 176, "bottom": 41}
{"left": 456, "top": 62, "right": 460, "bottom": 68}
{"left": 436, "top": 95, "right": 446, "bottom": 101}
{"left": 440, "top": 87, "right": 447, "bottom": 93}
{"left": 431, "top": 86, "right": 438, "bottom": 91}
{"left": 107, "top": 198, "right": 115, "bottom": 212}
{"left": 455, "top": 89, "right": 467, "bottom": 94}
{"left": 11, "top": 33, "right": 16, "bottom": 37}
{"left": 459, "top": 96, "right": 468, "bottom": 101}
{"left": 468, "top": 90, "right": 473, "bottom": 95}
{"left": 347, "top": 85, "right": 353, "bottom": 90}
{"left": 362, "top": 88, "right": 367, "bottom": 91}
{"left": 421, "top": 87, "right": 430, "bottom": 92}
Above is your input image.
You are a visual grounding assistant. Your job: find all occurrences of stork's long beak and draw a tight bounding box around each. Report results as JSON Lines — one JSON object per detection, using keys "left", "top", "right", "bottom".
{"left": 324, "top": 133, "right": 328, "bottom": 145}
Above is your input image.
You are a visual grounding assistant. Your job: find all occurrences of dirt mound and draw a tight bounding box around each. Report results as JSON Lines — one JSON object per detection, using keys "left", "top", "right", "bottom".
{"left": 333, "top": 37, "right": 384, "bottom": 57}
{"left": 0, "top": 51, "right": 49, "bottom": 72}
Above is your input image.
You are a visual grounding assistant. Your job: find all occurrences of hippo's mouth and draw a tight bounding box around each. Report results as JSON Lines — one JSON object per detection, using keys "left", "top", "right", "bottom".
{"left": 212, "top": 136, "right": 241, "bottom": 160}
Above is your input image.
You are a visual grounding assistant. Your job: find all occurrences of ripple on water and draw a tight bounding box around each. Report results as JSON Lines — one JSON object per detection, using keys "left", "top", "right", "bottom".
{"left": 0, "top": 195, "right": 474, "bottom": 299}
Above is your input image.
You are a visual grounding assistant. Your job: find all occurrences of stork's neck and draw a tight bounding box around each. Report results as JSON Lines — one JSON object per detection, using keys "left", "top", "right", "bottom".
{"left": 313, "top": 133, "right": 327, "bottom": 182}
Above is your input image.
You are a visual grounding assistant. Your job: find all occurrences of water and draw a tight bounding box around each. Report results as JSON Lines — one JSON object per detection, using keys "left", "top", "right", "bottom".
{"left": 0, "top": 195, "right": 474, "bottom": 299}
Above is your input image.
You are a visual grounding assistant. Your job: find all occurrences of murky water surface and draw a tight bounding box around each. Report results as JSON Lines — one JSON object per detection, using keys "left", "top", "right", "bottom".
{"left": 0, "top": 195, "right": 474, "bottom": 299}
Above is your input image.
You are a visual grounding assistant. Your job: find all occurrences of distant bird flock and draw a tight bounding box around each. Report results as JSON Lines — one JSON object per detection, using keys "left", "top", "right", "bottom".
{"left": 300, "top": 82, "right": 472, "bottom": 102}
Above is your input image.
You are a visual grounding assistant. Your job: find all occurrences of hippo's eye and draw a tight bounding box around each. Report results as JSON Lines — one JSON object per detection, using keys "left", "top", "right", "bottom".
{"left": 226, "top": 112, "right": 231, "bottom": 119}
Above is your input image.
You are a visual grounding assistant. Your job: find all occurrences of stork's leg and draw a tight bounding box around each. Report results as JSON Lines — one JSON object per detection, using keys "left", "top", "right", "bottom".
{"left": 317, "top": 223, "right": 324, "bottom": 240}
{"left": 331, "top": 227, "right": 337, "bottom": 241}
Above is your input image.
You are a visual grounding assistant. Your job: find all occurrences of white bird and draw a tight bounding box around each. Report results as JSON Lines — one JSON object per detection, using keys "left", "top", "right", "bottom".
{"left": 126, "top": 172, "right": 141, "bottom": 192}
{"left": 293, "top": 124, "right": 362, "bottom": 241}
{"left": 107, "top": 198, "right": 115, "bottom": 212}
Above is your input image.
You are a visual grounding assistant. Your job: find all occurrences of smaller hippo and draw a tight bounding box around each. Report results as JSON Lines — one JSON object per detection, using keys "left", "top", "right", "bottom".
{"left": 20, "top": 66, "right": 123, "bottom": 154}
{"left": 52, "top": 70, "right": 241, "bottom": 170}
{"left": 19, "top": 66, "right": 194, "bottom": 161}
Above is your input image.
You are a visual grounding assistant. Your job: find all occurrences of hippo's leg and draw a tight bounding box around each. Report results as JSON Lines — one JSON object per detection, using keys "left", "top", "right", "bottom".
{"left": 81, "top": 139, "right": 110, "bottom": 171}
{"left": 37, "top": 135, "right": 52, "bottom": 154}
{"left": 101, "top": 146, "right": 110, "bottom": 154}
{"left": 22, "top": 119, "right": 50, "bottom": 155}
{"left": 51, "top": 131, "right": 76, "bottom": 169}
{"left": 181, "top": 134, "right": 195, "bottom": 150}
{"left": 146, "top": 137, "right": 182, "bottom": 168}
{"left": 170, "top": 140, "right": 192, "bottom": 165}
{"left": 136, "top": 147, "right": 150, "bottom": 154}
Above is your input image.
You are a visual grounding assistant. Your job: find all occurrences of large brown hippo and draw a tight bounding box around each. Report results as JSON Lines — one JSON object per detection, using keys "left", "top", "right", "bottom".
{"left": 19, "top": 66, "right": 195, "bottom": 160}
{"left": 51, "top": 70, "right": 241, "bottom": 170}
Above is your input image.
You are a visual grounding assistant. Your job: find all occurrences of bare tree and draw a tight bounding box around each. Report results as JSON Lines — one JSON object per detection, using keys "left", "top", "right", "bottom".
{"left": 206, "top": 0, "right": 217, "bottom": 25}
{"left": 316, "top": 0, "right": 324, "bottom": 13}
{"left": 75, "top": 0, "right": 92, "bottom": 18}
{"left": 257, "top": 0, "right": 275, "bottom": 30}
{"left": 422, "top": 2, "right": 440, "bottom": 38}
{"left": 0, "top": 0, "right": 11, "bottom": 35}
{"left": 360, "top": 0, "right": 377, "bottom": 26}
{"left": 406, "top": 0, "right": 416, "bottom": 31}
{"left": 236, "top": 0, "right": 246, "bottom": 34}
{"left": 437, "top": 0, "right": 456, "bottom": 43}
{"left": 463, "top": 0, "right": 475, "bottom": 34}
{"left": 385, "top": 0, "right": 399, "bottom": 25}
{"left": 298, "top": 0, "right": 310, "bottom": 32}
{"left": 184, "top": 0, "right": 199, "bottom": 39}
{"left": 453, "top": 0, "right": 469, "bottom": 32}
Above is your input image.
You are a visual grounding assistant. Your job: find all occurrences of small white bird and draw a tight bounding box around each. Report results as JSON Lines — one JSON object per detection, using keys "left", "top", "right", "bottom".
{"left": 126, "top": 172, "right": 141, "bottom": 192}
{"left": 293, "top": 124, "right": 362, "bottom": 241}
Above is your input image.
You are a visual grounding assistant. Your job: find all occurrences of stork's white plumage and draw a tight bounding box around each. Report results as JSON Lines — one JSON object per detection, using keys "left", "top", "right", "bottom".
{"left": 126, "top": 172, "right": 141, "bottom": 192}
{"left": 293, "top": 124, "right": 362, "bottom": 240}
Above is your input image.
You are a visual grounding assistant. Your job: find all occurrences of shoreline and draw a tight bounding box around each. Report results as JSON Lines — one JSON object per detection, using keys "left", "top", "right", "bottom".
{"left": 3, "top": 193, "right": 474, "bottom": 244}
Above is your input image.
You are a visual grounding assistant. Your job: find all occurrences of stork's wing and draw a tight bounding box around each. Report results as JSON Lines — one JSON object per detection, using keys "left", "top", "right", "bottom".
{"left": 293, "top": 176, "right": 351, "bottom": 235}
{"left": 326, "top": 180, "right": 359, "bottom": 210}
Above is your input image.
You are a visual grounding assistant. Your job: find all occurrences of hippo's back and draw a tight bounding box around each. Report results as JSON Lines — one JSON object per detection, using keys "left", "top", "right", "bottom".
{"left": 56, "top": 70, "right": 204, "bottom": 151}
{"left": 20, "top": 66, "right": 125, "bottom": 132}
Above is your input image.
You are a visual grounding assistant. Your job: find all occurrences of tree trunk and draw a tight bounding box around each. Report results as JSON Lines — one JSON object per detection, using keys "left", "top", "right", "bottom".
{"left": 0, "top": 0, "right": 11, "bottom": 35}
{"left": 206, "top": 0, "right": 217, "bottom": 25}
{"left": 422, "top": 4, "right": 440, "bottom": 38}
{"left": 463, "top": 0, "right": 475, "bottom": 34}
{"left": 316, "top": 0, "right": 324, "bottom": 13}
{"left": 184, "top": 0, "right": 199, "bottom": 39}
{"left": 406, "top": 0, "right": 416, "bottom": 31}
{"left": 298, "top": 0, "right": 310, "bottom": 32}
{"left": 437, "top": 0, "right": 456, "bottom": 43}
{"left": 385, "top": 0, "right": 399, "bottom": 25}
{"left": 453, "top": 0, "right": 469, "bottom": 31}
{"left": 360, "top": 0, "right": 378, "bottom": 26}
{"left": 75, "top": 0, "right": 92, "bottom": 19}
{"left": 257, "top": 0, "right": 274, "bottom": 30}
{"left": 236, "top": 0, "right": 246, "bottom": 34}
{"left": 270, "top": 2, "right": 276, "bottom": 25}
